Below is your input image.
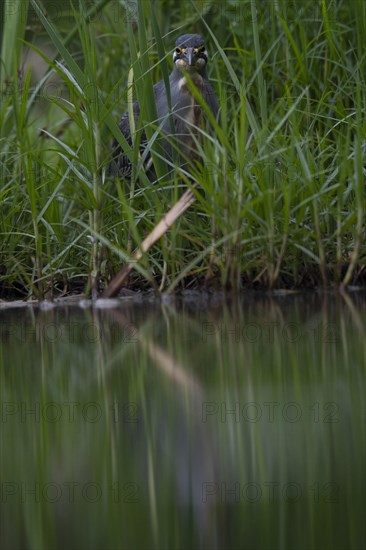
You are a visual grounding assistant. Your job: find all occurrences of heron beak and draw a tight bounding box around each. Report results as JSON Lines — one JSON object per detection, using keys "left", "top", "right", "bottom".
{"left": 186, "top": 48, "right": 195, "bottom": 66}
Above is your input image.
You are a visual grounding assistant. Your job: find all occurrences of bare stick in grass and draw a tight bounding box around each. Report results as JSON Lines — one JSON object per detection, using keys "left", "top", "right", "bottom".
{"left": 102, "top": 185, "right": 197, "bottom": 297}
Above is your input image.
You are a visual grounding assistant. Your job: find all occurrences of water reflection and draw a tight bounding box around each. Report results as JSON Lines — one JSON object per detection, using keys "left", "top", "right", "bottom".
{"left": 1, "top": 291, "right": 365, "bottom": 549}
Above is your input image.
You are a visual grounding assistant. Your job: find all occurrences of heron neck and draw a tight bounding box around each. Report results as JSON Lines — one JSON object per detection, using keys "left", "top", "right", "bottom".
{"left": 171, "top": 66, "right": 207, "bottom": 80}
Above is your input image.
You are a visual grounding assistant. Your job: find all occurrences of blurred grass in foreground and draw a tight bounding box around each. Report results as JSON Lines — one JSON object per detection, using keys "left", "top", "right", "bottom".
{"left": 1, "top": 0, "right": 366, "bottom": 298}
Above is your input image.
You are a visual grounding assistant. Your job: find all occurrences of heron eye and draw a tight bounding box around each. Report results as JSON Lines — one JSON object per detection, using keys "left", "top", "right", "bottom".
{"left": 175, "top": 47, "right": 182, "bottom": 54}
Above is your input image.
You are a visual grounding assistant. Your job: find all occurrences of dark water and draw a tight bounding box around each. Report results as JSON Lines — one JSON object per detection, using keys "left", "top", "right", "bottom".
{"left": 1, "top": 291, "right": 365, "bottom": 550}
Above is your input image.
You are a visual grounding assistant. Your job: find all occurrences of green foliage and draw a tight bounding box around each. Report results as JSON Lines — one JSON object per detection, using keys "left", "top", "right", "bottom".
{"left": 1, "top": 0, "right": 365, "bottom": 297}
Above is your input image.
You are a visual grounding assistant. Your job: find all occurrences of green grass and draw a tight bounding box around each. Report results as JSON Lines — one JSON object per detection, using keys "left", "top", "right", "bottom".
{"left": 1, "top": 0, "right": 366, "bottom": 298}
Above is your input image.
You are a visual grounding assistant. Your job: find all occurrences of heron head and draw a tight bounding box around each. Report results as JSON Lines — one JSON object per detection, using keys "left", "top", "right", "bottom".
{"left": 173, "top": 34, "right": 208, "bottom": 72}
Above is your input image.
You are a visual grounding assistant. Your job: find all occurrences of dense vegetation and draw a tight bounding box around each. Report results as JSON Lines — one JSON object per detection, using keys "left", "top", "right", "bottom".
{"left": 1, "top": 0, "right": 365, "bottom": 298}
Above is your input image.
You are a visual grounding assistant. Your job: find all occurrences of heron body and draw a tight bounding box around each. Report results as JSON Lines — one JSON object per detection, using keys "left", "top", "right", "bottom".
{"left": 110, "top": 34, "right": 219, "bottom": 178}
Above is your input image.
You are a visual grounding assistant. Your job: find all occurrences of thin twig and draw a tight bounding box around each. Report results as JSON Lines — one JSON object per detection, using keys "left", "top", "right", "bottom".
{"left": 102, "top": 185, "right": 197, "bottom": 297}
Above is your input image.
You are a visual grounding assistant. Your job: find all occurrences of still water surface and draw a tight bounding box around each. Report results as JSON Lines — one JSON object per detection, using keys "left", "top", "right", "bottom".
{"left": 1, "top": 291, "right": 365, "bottom": 549}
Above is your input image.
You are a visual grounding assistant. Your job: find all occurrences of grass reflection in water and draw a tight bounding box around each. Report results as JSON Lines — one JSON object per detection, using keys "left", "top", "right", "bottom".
{"left": 1, "top": 291, "right": 365, "bottom": 550}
